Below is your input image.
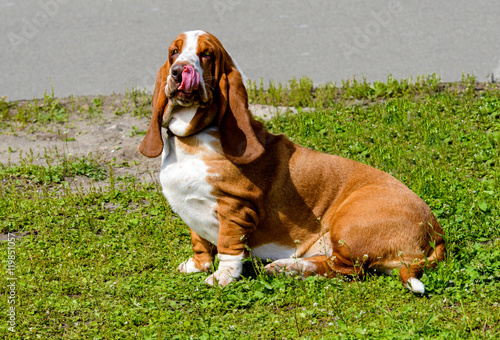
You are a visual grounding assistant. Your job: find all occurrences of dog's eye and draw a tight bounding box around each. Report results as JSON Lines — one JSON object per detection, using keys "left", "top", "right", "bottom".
{"left": 202, "top": 50, "right": 211, "bottom": 58}
{"left": 172, "top": 49, "right": 179, "bottom": 56}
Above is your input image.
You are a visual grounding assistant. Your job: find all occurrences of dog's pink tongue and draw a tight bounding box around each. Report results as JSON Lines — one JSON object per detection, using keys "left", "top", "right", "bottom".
{"left": 178, "top": 65, "right": 200, "bottom": 93}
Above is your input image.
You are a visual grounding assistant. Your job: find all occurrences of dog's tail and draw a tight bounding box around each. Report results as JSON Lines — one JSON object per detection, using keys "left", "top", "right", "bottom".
{"left": 399, "top": 239, "right": 446, "bottom": 294}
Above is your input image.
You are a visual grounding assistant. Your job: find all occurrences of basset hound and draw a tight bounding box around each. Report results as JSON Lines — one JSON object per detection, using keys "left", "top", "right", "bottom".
{"left": 139, "top": 30, "right": 446, "bottom": 293}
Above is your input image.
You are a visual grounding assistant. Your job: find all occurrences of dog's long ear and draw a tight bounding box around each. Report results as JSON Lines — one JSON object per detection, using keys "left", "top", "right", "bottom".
{"left": 217, "top": 58, "right": 264, "bottom": 165}
{"left": 139, "top": 63, "right": 169, "bottom": 158}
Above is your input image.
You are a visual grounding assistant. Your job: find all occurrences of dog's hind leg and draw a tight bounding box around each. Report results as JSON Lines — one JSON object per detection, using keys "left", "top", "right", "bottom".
{"left": 264, "top": 254, "right": 365, "bottom": 279}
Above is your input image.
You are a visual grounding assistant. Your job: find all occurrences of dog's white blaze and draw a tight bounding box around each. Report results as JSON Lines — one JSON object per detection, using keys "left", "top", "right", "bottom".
{"left": 177, "top": 30, "right": 205, "bottom": 63}
{"left": 251, "top": 243, "right": 296, "bottom": 261}
{"left": 169, "top": 106, "right": 198, "bottom": 136}
{"left": 173, "top": 30, "right": 205, "bottom": 80}
{"left": 160, "top": 131, "right": 220, "bottom": 246}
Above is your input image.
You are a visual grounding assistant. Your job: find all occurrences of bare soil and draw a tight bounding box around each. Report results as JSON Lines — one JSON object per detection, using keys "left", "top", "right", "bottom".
{"left": 0, "top": 95, "right": 159, "bottom": 189}
{"left": 0, "top": 94, "right": 291, "bottom": 190}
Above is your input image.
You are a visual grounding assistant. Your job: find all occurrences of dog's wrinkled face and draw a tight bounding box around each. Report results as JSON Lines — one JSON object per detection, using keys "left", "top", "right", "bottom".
{"left": 139, "top": 30, "right": 265, "bottom": 164}
{"left": 165, "top": 30, "right": 218, "bottom": 108}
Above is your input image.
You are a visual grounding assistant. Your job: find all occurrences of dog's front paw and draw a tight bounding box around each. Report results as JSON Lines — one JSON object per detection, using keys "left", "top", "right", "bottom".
{"left": 204, "top": 253, "right": 244, "bottom": 286}
{"left": 178, "top": 258, "right": 210, "bottom": 273}
{"left": 205, "top": 269, "right": 236, "bottom": 286}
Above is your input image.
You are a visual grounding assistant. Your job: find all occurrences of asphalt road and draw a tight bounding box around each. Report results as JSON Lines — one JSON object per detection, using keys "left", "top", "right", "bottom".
{"left": 1, "top": 0, "right": 500, "bottom": 100}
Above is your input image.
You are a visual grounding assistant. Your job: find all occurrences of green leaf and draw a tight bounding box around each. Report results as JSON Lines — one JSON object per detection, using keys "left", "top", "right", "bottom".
{"left": 478, "top": 201, "right": 489, "bottom": 212}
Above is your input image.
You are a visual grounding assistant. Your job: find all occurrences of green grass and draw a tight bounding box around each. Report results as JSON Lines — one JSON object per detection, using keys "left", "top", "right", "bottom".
{"left": 1, "top": 150, "right": 107, "bottom": 185}
{"left": 0, "top": 87, "right": 152, "bottom": 133}
{"left": 246, "top": 74, "right": 443, "bottom": 108}
{"left": 1, "top": 76, "right": 500, "bottom": 339}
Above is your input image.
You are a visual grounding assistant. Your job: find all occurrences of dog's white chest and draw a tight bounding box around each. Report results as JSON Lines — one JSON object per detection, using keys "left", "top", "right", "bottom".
{"left": 159, "top": 131, "right": 220, "bottom": 245}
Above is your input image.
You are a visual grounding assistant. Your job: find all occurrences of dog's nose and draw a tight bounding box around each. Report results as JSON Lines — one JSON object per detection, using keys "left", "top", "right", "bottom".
{"left": 171, "top": 64, "right": 184, "bottom": 82}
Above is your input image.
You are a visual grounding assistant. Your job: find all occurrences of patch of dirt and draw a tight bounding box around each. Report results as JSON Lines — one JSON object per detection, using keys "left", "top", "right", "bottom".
{"left": 0, "top": 94, "right": 291, "bottom": 190}
{"left": 0, "top": 95, "right": 159, "bottom": 186}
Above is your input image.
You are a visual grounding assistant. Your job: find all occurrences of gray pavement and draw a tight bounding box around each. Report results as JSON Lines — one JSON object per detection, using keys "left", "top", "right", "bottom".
{"left": 1, "top": 0, "right": 500, "bottom": 101}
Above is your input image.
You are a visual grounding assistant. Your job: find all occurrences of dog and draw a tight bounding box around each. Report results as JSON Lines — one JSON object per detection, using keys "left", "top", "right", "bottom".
{"left": 139, "top": 30, "right": 446, "bottom": 293}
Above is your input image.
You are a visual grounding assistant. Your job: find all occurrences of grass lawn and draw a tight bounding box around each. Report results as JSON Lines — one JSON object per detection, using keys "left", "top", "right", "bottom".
{"left": 1, "top": 75, "right": 499, "bottom": 339}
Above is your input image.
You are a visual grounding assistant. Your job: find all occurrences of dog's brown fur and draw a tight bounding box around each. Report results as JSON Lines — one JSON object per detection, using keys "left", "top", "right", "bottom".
{"left": 140, "top": 31, "right": 446, "bottom": 292}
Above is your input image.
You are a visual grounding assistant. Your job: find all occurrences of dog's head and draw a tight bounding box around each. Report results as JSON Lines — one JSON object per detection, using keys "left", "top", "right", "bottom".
{"left": 139, "top": 30, "right": 264, "bottom": 164}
